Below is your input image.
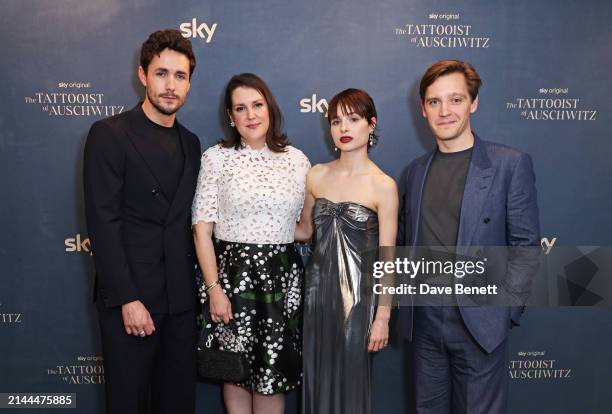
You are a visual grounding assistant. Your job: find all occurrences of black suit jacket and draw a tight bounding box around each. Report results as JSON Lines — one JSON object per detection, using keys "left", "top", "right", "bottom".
{"left": 84, "top": 104, "right": 201, "bottom": 314}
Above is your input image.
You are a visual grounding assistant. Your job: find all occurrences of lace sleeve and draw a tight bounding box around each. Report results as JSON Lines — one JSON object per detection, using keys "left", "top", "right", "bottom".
{"left": 191, "top": 147, "right": 221, "bottom": 225}
{"left": 295, "top": 151, "right": 311, "bottom": 221}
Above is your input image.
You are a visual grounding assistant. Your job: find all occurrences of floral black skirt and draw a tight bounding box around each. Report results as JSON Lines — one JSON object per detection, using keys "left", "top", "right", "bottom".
{"left": 201, "top": 239, "right": 303, "bottom": 394}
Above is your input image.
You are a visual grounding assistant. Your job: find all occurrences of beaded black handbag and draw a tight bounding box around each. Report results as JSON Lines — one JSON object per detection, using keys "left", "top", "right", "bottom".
{"left": 197, "top": 320, "right": 250, "bottom": 383}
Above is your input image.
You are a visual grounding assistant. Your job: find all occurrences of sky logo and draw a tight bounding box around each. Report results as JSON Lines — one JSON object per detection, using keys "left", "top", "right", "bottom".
{"left": 180, "top": 19, "right": 218, "bottom": 43}
{"left": 300, "top": 94, "right": 328, "bottom": 116}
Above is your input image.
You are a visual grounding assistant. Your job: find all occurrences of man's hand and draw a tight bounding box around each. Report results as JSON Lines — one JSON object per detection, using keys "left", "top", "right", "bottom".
{"left": 121, "top": 300, "right": 155, "bottom": 337}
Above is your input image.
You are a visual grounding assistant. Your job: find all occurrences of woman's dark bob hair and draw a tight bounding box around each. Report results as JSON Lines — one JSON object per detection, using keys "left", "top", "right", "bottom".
{"left": 222, "top": 73, "right": 288, "bottom": 152}
{"left": 327, "top": 88, "right": 378, "bottom": 149}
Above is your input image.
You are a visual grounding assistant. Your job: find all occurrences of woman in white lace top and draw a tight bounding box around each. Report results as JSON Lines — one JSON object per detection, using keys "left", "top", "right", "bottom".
{"left": 192, "top": 73, "right": 309, "bottom": 414}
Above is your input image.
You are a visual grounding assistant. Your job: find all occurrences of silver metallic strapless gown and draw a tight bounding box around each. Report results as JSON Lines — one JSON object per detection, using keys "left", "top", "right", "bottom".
{"left": 302, "top": 198, "right": 379, "bottom": 414}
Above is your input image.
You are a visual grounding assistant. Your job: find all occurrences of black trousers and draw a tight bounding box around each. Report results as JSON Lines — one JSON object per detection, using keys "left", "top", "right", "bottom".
{"left": 412, "top": 306, "right": 508, "bottom": 414}
{"left": 98, "top": 307, "right": 197, "bottom": 414}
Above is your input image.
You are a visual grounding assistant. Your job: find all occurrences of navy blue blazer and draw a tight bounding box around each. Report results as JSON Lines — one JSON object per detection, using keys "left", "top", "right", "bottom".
{"left": 397, "top": 133, "right": 540, "bottom": 353}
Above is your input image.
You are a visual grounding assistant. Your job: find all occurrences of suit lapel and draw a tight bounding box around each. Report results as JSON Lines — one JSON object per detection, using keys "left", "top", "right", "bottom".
{"left": 125, "top": 105, "right": 175, "bottom": 204}
{"left": 457, "top": 135, "right": 496, "bottom": 250}
{"left": 164, "top": 122, "right": 195, "bottom": 224}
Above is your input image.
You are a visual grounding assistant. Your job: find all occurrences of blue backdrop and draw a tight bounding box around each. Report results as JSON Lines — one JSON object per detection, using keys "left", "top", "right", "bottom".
{"left": 1, "top": 0, "right": 612, "bottom": 412}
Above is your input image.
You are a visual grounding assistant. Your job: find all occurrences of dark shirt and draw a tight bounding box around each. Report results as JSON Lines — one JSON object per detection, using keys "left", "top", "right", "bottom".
{"left": 144, "top": 117, "right": 184, "bottom": 201}
{"left": 418, "top": 147, "right": 473, "bottom": 249}
{"left": 417, "top": 147, "right": 472, "bottom": 305}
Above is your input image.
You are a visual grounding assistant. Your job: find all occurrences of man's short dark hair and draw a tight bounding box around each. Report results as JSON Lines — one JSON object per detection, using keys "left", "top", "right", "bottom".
{"left": 140, "top": 29, "right": 196, "bottom": 78}
{"left": 419, "top": 59, "right": 482, "bottom": 102}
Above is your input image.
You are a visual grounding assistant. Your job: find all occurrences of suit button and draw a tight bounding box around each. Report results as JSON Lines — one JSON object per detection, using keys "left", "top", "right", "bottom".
{"left": 152, "top": 189, "right": 159, "bottom": 196}
{"left": 483, "top": 217, "right": 491, "bottom": 224}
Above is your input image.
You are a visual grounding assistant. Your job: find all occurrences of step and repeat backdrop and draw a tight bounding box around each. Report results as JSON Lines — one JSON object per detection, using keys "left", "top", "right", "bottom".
{"left": 2, "top": 0, "right": 612, "bottom": 412}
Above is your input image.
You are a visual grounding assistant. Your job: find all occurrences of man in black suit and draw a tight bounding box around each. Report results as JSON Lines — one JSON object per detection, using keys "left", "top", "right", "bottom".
{"left": 84, "top": 29, "right": 201, "bottom": 414}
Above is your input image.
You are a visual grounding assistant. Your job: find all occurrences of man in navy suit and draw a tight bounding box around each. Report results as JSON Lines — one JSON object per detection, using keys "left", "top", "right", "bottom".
{"left": 398, "top": 60, "right": 540, "bottom": 413}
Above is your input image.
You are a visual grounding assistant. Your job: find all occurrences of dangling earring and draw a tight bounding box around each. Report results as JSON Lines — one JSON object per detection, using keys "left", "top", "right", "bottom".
{"left": 368, "top": 133, "right": 374, "bottom": 147}
{"left": 230, "top": 120, "right": 235, "bottom": 127}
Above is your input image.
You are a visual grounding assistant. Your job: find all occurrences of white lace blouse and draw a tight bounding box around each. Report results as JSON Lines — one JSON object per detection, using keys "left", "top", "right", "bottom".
{"left": 191, "top": 143, "right": 310, "bottom": 244}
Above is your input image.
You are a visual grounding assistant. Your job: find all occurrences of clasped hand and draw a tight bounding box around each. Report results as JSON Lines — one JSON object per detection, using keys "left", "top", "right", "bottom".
{"left": 121, "top": 300, "right": 155, "bottom": 337}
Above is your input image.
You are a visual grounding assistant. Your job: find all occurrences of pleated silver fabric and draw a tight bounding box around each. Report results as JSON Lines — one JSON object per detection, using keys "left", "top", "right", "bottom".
{"left": 302, "top": 198, "right": 379, "bottom": 414}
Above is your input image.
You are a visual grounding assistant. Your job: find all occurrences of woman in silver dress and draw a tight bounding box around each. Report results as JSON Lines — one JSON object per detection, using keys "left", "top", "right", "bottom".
{"left": 296, "top": 88, "right": 399, "bottom": 414}
{"left": 193, "top": 73, "right": 310, "bottom": 414}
